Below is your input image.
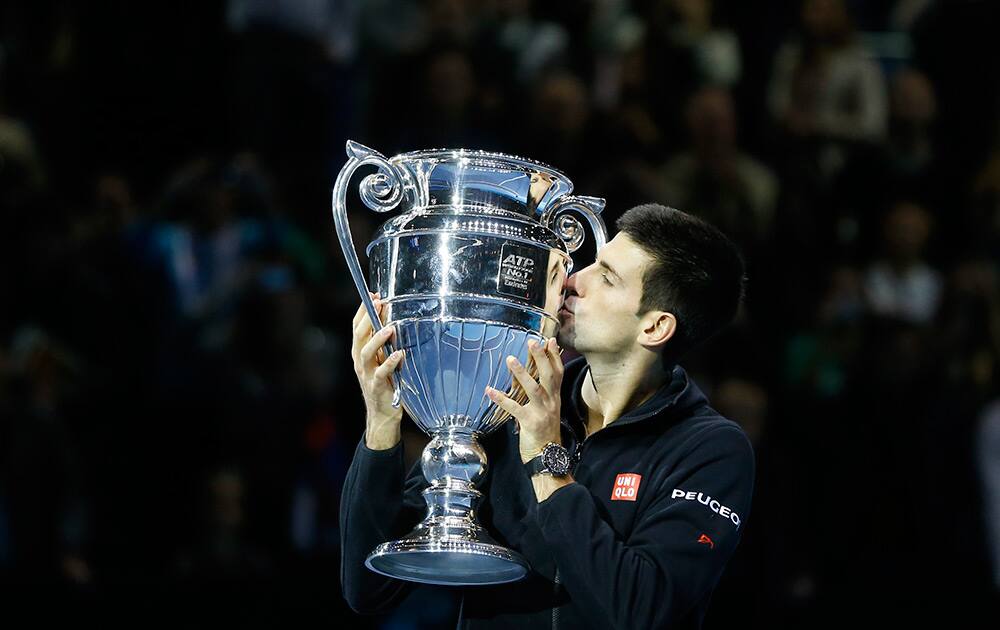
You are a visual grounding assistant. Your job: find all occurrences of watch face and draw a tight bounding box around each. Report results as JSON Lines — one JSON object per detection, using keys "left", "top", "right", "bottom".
{"left": 543, "top": 443, "right": 571, "bottom": 476}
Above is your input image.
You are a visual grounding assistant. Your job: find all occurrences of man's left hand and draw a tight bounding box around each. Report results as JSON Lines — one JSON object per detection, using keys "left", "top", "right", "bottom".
{"left": 486, "top": 337, "right": 564, "bottom": 463}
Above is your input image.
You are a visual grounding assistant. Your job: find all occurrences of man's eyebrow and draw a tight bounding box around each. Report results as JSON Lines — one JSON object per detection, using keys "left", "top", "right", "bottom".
{"left": 598, "top": 259, "right": 623, "bottom": 282}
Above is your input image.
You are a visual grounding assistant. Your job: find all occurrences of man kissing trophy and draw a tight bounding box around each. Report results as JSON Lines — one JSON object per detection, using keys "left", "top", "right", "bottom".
{"left": 332, "top": 140, "right": 606, "bottom": 585}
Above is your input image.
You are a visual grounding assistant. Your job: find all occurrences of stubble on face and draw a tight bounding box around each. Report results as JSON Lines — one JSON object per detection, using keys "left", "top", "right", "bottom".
{"left": 556, "top": 310, "right": 576, "bottom": 350}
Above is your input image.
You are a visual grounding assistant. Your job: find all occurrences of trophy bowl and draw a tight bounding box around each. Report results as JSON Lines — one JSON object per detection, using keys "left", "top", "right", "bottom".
{"left": 333, "top": 140, "right": 606, "bottom": 585}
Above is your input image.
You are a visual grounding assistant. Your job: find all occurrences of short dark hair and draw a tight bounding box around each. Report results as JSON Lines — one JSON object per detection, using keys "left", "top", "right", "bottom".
{"left": 616, "top": 204, "right": 746, "bottom": 359}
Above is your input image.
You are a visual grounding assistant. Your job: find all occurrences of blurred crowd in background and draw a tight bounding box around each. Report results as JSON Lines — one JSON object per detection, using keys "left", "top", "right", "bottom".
{"left": 1, "top": 0, "right": 999, "bottom": 627}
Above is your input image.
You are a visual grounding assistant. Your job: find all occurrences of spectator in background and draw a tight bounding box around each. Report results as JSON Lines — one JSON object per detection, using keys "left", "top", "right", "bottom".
{"left": 886, "top": 69, "right": 937, "bottom": 179}
{"left": 978, "top": 395, "right": 1000, "bottom": 593}
{"left": 394, "top": 47, "right": 495, "bottom": 150}
{"left": 590, "top": 38, "right": 770, "bottom": 315}
{"left": 173, "top": 464, "right": 270, "bottom": 580}
{"left": 889, "top": 0, "right": 935, "bottom": 32}
{"left": 0, "top": 108, "right": 48, "bottom": 336}
{"left": 140, "top": 154, "right": 325, "bottom": 328}
{"left": 206, "top": 262, "right": 343, "bottom": 555}
{"left": 360, "top": 0, "right": 430, "bottom": 56}
{"left": 648, "top": 0, "right": 741, "bottom": 88}
{"left": 768, "top": 0, "right": 887, "bottom": 181}
{"left": 424, "top": 0, "right": 483, "bottom": 48}
{"left": 523, "top": 72, "right": 595, "bottom": 181}
{"left": 0, "top": 340, "right": 9, "bottom": 570}
{"left": 598, "top": 34, "right": 668, "bottom": 168}
{"left": 785, "top": 265, "right": 865, "bottom": 400}
{"left": 226, "top": 0, "right": 360, "bottom": 64}
{"left": 634, "top": 0, "right": 742, "bottom": 145}
{"left": 863, "top": 201, "right": 942, "bottom": 324}
{"left": 920, "top": 255, "right": 1000, "bottom": 609}
{"left": 0, "top": 111, "right": 45, "bottom": 195}
{"left": 840, "top": 67, "right": 941, "bottom": 255}
{"left": 713, "top": 377, "right": 768, "bottom": 446}
{"left": 146, "top": 158, "right": 269, "bottom": 328}
{"left": 971, "top": 134, "right": 1000, "bottom": 255}
{"left": 0, "top": 326, "right": 92, "bottom": 586}
{"left": 227, "top": 0, "right": 356, "bottom": 218}
{"left": 655, "top": 86, "right": 778, "bottom": 250}
{"left": 493, "top": 0, "right": 570, "bottom": 86}
{"left": 587, "top": 0, "right": 645, "bottom": 111}
{"left": 762, "top": 0, "right": 888, "bottom": 322}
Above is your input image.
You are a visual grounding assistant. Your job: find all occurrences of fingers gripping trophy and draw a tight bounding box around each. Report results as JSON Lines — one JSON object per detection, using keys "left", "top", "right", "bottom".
{"left": 333, "top": 140, "right": 607, "bottom": 586}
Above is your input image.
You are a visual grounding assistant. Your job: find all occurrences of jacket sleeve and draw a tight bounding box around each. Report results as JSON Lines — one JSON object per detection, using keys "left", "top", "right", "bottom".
{"left": 536, "top": 424, "right": 755, "bottom": 629}
{"left": 339, "top": 437, "right": 428, "bottom": 614}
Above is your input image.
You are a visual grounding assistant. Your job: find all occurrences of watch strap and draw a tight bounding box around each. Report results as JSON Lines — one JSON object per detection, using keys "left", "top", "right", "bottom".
{"left": 523, "top": 442, "right": 571, "bottom": 477}
{"left": 524, "top": 453, "right": 548, "bottom": 476}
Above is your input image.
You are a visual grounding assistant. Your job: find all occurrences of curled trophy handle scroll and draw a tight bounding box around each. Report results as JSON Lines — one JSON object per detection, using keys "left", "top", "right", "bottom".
{"left": 546, "top": 195, "right": 608, "bottom": 254}
{"left": 332, "top": 140, "right": 406, "bottom": 407}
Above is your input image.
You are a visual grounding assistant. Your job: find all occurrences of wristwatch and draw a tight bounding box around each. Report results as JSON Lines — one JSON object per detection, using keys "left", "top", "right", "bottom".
{"left": 524, "top": 442, "right": 572, "bottom": 477}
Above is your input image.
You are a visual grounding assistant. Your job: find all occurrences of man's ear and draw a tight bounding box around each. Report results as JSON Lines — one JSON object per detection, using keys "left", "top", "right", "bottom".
{"left": 638, "top": 311, "right": 676, "bottom": 348}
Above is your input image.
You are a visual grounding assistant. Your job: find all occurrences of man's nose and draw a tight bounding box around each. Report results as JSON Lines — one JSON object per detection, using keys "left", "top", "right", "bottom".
{"left": 564, "top": 271, "right": 580, "bottom": 295}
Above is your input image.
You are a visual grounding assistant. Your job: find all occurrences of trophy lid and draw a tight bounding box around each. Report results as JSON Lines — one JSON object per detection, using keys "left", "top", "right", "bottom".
{"left": 389, "top": 148, "right": 575, "bottom": 221}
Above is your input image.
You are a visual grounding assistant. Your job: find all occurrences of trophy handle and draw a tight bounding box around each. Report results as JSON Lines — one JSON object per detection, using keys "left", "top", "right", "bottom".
{"left": 332, "top": 140, "right": 408, "bottom": 407}
{"left": 546, "top": 195, "right": 608, "bottom": 254}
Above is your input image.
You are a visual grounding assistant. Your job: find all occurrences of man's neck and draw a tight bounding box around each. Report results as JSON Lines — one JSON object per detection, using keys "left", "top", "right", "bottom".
{"left": 579, "top": 351, "right": 670, "bottom": 438}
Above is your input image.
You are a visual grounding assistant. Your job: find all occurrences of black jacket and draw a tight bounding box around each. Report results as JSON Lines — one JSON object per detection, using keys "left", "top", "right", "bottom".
{"left": 340, "top": 357, "right": 755, "bottom": 629}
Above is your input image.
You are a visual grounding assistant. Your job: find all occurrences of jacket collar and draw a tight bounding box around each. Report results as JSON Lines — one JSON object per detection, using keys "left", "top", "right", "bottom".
{"left": 561, "top": 355, "right": 707, "bottom": 431}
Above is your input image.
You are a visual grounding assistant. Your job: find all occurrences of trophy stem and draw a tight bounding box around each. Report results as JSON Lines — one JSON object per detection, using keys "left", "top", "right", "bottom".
{"left": 365, "top": 426, "right": 529, "bottom": 586}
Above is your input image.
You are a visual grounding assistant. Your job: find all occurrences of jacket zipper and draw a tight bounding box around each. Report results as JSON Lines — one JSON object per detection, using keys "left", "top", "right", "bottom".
{"left": 552, "top": 400, "right": 605, "bottom": 630}
{"left": 552, "top": 568, "right": 561, "bottom": 630}
{"left": 552, "top": 418, "right": 584, "bottom": 630}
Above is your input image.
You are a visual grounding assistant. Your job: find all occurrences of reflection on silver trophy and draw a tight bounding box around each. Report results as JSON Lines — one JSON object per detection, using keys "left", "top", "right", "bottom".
{"left": 332, "top": 140, "right": 607, "bottom": 585}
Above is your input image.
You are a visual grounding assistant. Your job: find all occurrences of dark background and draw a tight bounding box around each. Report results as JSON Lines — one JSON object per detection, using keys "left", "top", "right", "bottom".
{"left": 1, "top": 0, "right": 999, "bottom": 627}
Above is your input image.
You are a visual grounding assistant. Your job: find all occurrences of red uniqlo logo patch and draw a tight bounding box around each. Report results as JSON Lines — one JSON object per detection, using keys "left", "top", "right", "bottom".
{"left": 611, "top": 473, "right": 642, "bottom": 501}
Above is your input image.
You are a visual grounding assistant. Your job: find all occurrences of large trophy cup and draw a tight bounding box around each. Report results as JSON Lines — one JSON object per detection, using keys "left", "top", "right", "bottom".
{"left": 332, "top": 140, "right": 607, "bottom": 586}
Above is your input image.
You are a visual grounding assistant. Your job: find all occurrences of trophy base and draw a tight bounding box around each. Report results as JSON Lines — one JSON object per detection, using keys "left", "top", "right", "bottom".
{"left": 365, "top": 538, "right": 529, "bottom": 586}
{"left": 364, "top": 429, "right": 530, "bottom": 586}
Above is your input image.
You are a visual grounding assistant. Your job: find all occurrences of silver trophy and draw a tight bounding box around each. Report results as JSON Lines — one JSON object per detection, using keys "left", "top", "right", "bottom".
{"left": 332, "top": 140, "right": 607, "bottom": 586}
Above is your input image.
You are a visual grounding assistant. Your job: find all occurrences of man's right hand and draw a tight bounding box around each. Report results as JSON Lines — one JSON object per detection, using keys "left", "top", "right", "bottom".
{"left": 352, "top": 293, "right": 405, "bottom": 450}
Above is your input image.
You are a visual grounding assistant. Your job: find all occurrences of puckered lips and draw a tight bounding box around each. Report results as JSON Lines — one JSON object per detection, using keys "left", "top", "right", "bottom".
{"left": 558, "top": 296, "right": 577, "bottom": 317}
